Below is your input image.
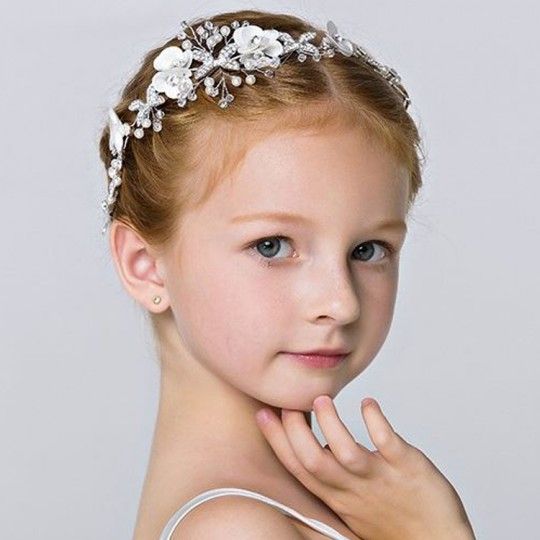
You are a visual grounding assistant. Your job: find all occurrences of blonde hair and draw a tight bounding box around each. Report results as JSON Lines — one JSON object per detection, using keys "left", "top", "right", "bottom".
{"left": 98, "top": 8, "right": 425, "bottom": 331}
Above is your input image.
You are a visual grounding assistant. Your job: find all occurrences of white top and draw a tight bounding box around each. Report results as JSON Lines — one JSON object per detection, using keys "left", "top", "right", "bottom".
{"left": 158, "top": 487, "right": 352, "bottom": 539}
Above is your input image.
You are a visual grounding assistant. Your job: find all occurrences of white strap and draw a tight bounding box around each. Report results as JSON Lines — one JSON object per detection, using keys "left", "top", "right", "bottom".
{"left": 158, "top": 487, "right": 351, "bottom": 540}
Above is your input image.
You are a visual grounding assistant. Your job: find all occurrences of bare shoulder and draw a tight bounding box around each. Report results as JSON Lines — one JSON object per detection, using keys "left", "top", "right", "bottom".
{"left": 170, "top": 495, "right": 308, "bottom": 539}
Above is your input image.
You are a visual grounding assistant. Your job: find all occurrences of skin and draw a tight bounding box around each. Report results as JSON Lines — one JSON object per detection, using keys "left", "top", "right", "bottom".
{"left": 110, "top": 122, "right": 410, "bottom": 537}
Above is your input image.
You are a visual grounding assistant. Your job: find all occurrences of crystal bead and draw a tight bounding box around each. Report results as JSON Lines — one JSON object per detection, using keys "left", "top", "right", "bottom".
{"left": 182, "top": 40, "right": 192, "bottom": 49}
{"left": 204, "top": 76, "right": 215, "bottom": 87}
{"left": 153, "top": 121, "right": 162, "bottom": 132}
{"left": 231, "top": 76, "right": 242, "bottom": 87}
{"left": 142, "top": 118, "right": 152, "bottom": 128}
{"left": 298, "top": 53, "right": 306, "bottom": 62}
{"left": 231, "top": 20, "right": 239, "bottom": 29}
{"left": 264, "top": 69, "right": 274, "bottom": 78}
{"left": 134, "top": 128, "right": 144, "bottom": 138}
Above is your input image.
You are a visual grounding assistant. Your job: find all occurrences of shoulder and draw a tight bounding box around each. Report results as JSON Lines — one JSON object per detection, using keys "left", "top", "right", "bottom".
{"left": 169, "top": 494, "right": 308, "bottom": 539}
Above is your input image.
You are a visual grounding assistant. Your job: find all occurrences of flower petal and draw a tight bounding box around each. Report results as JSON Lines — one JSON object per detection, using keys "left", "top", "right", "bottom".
{"left": 108, "top": 108, "right": 124, "bottom": 155}
{"left": 153, "top": 46, "right": 192, "bottom": 71}
{"left": 232, "top": 24, "right": 263, "bottom": 52}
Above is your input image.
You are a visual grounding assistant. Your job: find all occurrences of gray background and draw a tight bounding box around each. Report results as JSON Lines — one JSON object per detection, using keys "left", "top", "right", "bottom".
{"left": 2, "top": 0, "right": 539, "bottom": 538}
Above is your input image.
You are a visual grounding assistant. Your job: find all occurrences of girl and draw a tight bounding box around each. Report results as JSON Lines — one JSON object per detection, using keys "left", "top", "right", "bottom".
{"left": 98, "top": 9, "right": 476, "bottom": 540}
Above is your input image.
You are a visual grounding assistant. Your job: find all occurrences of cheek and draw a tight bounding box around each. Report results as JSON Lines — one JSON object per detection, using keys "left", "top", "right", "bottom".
{"left": 354, "top": 266, "right": 400, "bottom": 361}
{"left": 170, "top": 250, "right": 288, "bottom": 375}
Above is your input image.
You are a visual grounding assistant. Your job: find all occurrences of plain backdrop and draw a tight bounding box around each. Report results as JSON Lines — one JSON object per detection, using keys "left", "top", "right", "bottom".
{"left": 1, "top": 0, "right": 539, "bottom": 538}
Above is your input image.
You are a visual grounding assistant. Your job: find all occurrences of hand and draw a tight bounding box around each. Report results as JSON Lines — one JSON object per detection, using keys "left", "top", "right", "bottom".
{"left": 255, "top": 396, "right": 476, "bottom": 540}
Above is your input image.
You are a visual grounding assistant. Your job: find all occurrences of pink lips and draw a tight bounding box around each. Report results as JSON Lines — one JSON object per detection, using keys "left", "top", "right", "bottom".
{"left": 282, "top": 352, "right": 349, "bottom": 368}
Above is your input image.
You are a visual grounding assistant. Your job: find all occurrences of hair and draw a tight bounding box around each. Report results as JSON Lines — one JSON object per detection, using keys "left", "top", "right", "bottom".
{"left": 98, "top": 8, "right": 426, "bottom": 334}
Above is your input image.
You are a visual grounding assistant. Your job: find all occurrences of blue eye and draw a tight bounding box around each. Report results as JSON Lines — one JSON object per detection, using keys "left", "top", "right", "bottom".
{"left": 248, "top": 235, "right": 395, "bottom": 266}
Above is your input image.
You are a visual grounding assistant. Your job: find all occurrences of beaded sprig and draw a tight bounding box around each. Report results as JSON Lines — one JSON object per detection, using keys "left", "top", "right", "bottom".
{"left": 102, "top": 19, "right": 410, "bottom": 235}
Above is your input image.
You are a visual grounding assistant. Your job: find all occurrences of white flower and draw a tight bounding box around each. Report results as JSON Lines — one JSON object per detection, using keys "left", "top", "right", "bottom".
{"left": 108, "top": 108, "right": 129, "bottom": 155}
{"left": 232, "top": 24, "right": 284, "bottom": 68}
{"left": 325, "top": 20, "right": 355, "bottom": 57}
{"left": 151, "top": 46, "right": 194, "bottom": 99}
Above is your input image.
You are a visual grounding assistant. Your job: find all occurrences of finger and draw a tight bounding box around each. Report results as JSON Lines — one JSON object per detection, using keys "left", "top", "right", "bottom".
{"left": 280, "top": 409, "right": 351, "bottom": 488}
{"left": 313, "top": 395, "right": 373, "bottom": 475}
{"left": 255, "top": 408, "right": 342, "bottom": 502}
{"left": 360, "top": 398, "right": 412, "bottom": 465}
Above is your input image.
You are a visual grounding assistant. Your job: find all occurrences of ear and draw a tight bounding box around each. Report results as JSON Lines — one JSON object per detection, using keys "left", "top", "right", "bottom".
{"left": 108, "top": 220, "right": 169, "bottom": 313}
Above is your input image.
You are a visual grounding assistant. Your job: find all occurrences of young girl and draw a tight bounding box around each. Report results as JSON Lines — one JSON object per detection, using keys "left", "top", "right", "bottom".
{"left": 98, "top": 9, "right": 476, "bottom": 540}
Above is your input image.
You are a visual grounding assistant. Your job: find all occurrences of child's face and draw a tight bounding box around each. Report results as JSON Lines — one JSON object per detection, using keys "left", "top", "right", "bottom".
{"left": 160, "top": 124, "right": 409, "bottom": 410}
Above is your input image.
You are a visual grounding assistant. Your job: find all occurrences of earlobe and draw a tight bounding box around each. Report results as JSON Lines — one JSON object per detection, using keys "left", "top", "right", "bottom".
{"left": 108, "top": 220, "right": 169, "bottom": 312}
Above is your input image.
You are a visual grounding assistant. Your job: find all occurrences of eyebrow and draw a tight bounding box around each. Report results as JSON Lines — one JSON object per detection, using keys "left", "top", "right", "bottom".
{"left": 230, "top": 211, "right": 407, "bottom": 233}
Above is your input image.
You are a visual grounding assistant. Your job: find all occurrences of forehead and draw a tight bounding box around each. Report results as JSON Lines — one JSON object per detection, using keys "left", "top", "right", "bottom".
{"left": 190, "top": 123, "right": 409, "bottom": 229}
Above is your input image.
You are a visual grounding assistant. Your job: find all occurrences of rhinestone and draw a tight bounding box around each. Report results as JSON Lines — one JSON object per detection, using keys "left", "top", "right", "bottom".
{"left": 231, "top": 20, "right": 240, "bottom": 29}
{"left": 204, "top": 76, "right": 215, "bottom": 87}
{"left": 182, "top": 40, "right": 192, "bottom": 49}
{"left": 142, "top": 118, "right": 152, "bottom": 128}
{"left": 226, "top": 94, "right": 234, "bottom": 102}
{"left": 218, "top": 99, "right": 229, "bottom": 108}
{"left": 153, "top": 121, "right": 162, "bottom": 132}
{"left": 220, "top": 25, "right": 230, "bottom": 36}
{"left": 204, "top": 20, "right": 214, "bottom": 30}
{"left": 264, "top": 69, "right": 274, "bottom": 78}
{"left": 298, "top": 53, "right": 306, "bottom": 62}
{"left": 245, "top": 74, "right": 256, "bottom": 85}
{"left": 128, "top": 99, "right": 142, "bottom": 111}
{"left": 177, "top": 31, "right": 187, "bottom": 40}
{"left": 134, "top": 128, "right": 144, "bottom": 138}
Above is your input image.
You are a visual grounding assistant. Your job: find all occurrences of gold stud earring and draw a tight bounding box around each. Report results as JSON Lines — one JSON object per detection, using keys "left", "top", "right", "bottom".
{"left": 152, "top": 295, "right": 162, "bottom": 305}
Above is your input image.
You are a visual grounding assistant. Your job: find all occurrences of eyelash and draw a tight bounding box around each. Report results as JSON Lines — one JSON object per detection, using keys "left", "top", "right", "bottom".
{"left": 247, "top": 234, "right": 396, "bottom": 267}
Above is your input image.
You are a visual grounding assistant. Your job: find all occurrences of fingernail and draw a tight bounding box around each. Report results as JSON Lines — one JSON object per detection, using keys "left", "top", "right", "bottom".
{"left": 256, "top": 409, "right": 271, "bottom": 425}
{"left": 362, "top": 398, "right": 375, "bottom": 407}
{"left": 313, "top": 395, "right": 331, "bottom": 408}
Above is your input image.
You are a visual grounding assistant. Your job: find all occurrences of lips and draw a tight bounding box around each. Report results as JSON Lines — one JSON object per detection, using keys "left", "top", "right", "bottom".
{"left": 283, "top": 351, "right": 349, "bottom": 368}
{"left": 287, "top": 347, "right": 352, "bottom": 356}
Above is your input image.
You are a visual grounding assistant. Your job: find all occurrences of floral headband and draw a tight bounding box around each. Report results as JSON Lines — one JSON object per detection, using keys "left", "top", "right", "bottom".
{"left": 102, "top": 19, "right": 411, "bottom": 235}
